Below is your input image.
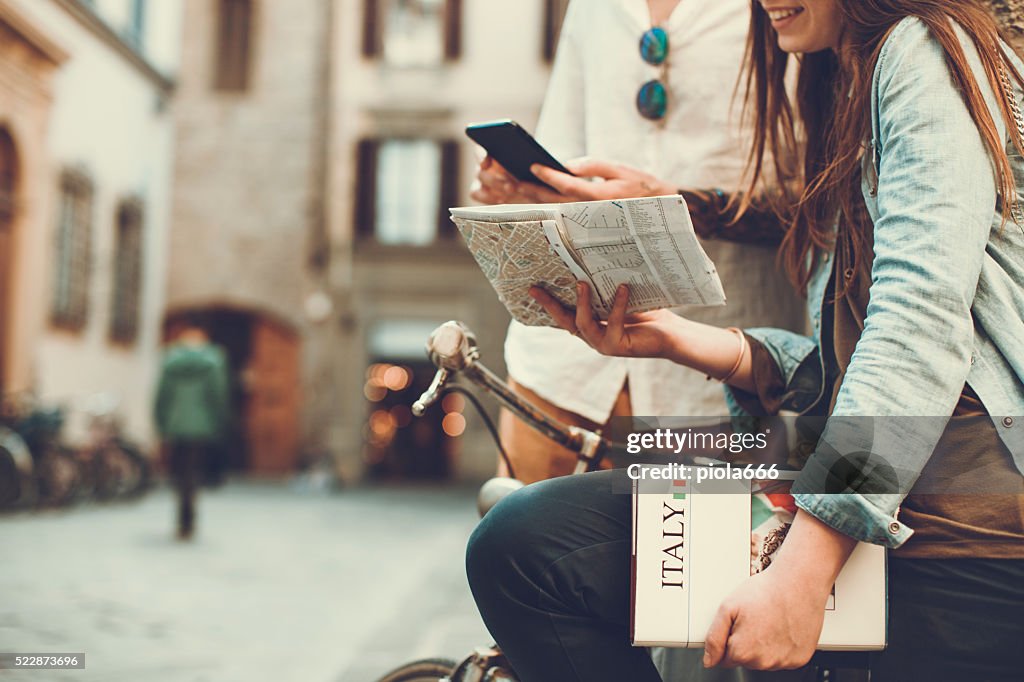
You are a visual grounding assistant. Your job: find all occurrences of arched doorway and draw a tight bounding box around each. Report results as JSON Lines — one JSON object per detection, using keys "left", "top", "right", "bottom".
{"left": 163, "top": 307, "right": 302, "bottom": 476}
{"left": 0, "top": 128, "right": 19, "bottom": 391}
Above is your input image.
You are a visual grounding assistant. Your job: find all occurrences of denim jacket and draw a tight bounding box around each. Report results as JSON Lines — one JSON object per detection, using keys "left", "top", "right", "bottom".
{"left": 726, "top": 18, "right": 1024, "bottom": 548}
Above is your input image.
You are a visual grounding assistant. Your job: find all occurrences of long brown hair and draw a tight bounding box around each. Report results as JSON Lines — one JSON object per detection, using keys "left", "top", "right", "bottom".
{"left": 740, "top": 0, "right": 1024, "bottom": 295}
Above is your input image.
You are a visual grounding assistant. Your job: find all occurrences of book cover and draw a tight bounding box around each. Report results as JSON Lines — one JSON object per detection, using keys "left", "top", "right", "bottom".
{"left": 631, "top": 476, "right": 887, "bottom": 650}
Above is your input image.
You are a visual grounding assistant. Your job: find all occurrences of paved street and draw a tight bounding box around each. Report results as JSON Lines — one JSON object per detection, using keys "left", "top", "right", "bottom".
{"left": 0, "top": 481, "right": 491, "bottom": 681}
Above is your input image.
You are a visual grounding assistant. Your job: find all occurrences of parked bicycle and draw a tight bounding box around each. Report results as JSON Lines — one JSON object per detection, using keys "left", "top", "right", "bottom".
{"left": 76, "top": 392, "right": 151, "bottom": 501}
{"left": 0, "top": 392, "right": 151, "bottom": 511}
{"left": 377, "top": 321, "right": 864, "bottom": 682}
{"left": 375, "top": 321, "right": 626, "bottom": 682}
{"left": 8, "top": 398, "right": 81, "bottom": 508}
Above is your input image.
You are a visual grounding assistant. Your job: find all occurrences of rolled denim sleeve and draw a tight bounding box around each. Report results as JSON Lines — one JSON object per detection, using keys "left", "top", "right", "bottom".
{"left": 724, "top": 327, "right": 821, "bottom": 418}
{"left": 794, "top": 493, "right": 914, "bottom": 547}
{"left": 795, "top": 18, "right": 1000, "bottom": 547}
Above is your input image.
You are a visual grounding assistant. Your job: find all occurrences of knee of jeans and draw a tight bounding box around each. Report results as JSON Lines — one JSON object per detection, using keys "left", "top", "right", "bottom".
{"left": 466, "top": 485, "right": 542, "bottom": 595}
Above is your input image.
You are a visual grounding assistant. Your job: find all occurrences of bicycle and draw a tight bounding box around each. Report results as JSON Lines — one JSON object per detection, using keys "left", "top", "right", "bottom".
{"left": 377, "top": 321, "right": 863, "bottom": 682}
{"left": 2, "top": 395, "right": 81, "bottom": 508}
{"left": 77, "top": 392, "right": 151, "bottom": 501}
{"left": 375, "top": 321, "right": 630, "bottom": 682}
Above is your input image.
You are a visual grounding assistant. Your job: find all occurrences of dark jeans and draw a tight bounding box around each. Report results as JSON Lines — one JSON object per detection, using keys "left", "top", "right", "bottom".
{"left": 169, "top": 441, "right": 207, "bottom": 537}
{"left": 466, "top": 469, "right": 1024, "bottom": 682}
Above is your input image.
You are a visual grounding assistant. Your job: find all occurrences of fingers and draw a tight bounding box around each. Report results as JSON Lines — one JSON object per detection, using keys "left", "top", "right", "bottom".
{"left": 564, "top": 158, "right": 625, "bottom": 179}
{"left": 474, "top": 158, "right": 572, "bottom": 204}
{"left": 472, "top": 158, "right": 520, "bottom": 204}
{"left": 563, "top": 158, "right": 676, "bottom": 197}
{"left": 574, "top": 282, "right": 604, "bottom": 341}
{"left": 517, "top": 181, "right": 574, "bottom": 204}
{"left": 478, "top": 166, "right": 517, "bottom": 194}
{"left": 470, "top": 184, "right": 505, "bottom": 204}
{"left": 528, "top": 287, "right": 577, "bottom": 333}
{"left": 703, "top": 601, "right": 737, "bottom": 669}
{"left": 531, "top": 164, "right": 600, "bottom": 200}
{"left": 604, "top": 285, "right": 629, "bottom": 348}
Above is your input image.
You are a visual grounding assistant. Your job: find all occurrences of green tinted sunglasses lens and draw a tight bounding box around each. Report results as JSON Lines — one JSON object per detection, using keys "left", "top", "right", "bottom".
{"left": 639, "top": 27, "right": 669, "bottom": 65}
{"left": 636, "top": 80, "right": 667, "bottom": 120}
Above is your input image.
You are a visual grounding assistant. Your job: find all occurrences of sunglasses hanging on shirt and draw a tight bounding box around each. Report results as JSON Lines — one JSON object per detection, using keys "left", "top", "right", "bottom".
{"left": 637, "top": 26, "right": 669, "bottom": 120}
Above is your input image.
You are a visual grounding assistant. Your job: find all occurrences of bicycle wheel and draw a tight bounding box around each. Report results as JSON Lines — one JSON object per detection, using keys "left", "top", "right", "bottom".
{"left": 376, "top": 657, "right": 457, "bottom": 682}
{"left": 119, "top": 441, "right": 151, "bottom": 497}
{"left": 94, "top": 445, "right": 136, "bottom": 500}
{"left": 0, "top": 427, "right": 33, "bottom": 508}
{"left": 0, "top": 445, "right": 21, "bottom": 507}
{"left": 36, "top": 447, "right": 81, "bottom": 507}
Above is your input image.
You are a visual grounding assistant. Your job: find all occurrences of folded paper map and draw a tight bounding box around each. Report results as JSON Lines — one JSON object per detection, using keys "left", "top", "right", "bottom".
{"left": 450, "top": 196, "right": 726, "bottom": 327}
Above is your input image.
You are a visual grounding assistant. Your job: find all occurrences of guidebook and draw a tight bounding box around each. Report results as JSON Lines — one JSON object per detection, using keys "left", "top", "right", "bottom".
{"left": 631, "top": 475, "right": 887, "bottom": 650}
{"left": 449, "top": 196, "right": 726, "bottom": 327}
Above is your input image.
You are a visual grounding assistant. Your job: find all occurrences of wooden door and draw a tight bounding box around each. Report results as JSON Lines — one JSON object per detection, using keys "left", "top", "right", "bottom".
{"left": 244, "top": 318, "right": 301, "bottom": 474}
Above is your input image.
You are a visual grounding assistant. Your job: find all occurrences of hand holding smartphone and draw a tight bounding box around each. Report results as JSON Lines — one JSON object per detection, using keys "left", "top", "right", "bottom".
{"left": 465, "top": 119, "right": 574, "bottom": 192}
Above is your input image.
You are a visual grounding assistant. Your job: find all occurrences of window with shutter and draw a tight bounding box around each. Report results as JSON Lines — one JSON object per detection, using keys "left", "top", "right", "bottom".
{"left": 51, "top": 170, "right": 94, "bottom": 331}
{"left": 354, "top": 138, "right": 380, "bottom": 239}
{"left": 363, "top": 0, "right": 461, "bottom": 66}
{"left": 354, "top": 138, "right": 460, "bottom": 245}
{"left": 214, "top": 0, "right": 254, "bottom": 91}
{"left": 109, "top": 199, "right": 144, "bottom": 345}
{"left": 438, "top": 140, "right": 460, "bottom": 239}
{"left": 0, "top": 128, "right": 17, "bottom": 390}
{"left": 0, "top": 129, "right": 14, "bottom": 229}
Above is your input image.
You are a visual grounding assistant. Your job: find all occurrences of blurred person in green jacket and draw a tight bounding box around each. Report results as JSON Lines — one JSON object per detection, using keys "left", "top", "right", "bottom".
{"left": 154, "top": 319, "right": 231, "bottom": 540}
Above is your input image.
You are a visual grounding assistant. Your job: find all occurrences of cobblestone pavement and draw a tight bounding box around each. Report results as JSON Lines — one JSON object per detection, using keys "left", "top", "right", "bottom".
{"left": 0, "top": 481, "right": 491, "bottom": 681}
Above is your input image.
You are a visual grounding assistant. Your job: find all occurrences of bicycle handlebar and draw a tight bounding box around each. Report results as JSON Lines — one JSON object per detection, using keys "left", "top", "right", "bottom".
{"left": 414, "top": 321, "right": 622, "bottom": 472}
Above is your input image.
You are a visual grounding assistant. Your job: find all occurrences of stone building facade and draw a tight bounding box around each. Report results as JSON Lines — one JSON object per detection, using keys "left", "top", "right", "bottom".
{"left": 0, "top": 0, "right": 180, "bottom": 445}
{"left": 167, "top": 0, "right": 333, "bottom": 475}
{"left": 169, "top": 0, "right": 565, "bottom": 481}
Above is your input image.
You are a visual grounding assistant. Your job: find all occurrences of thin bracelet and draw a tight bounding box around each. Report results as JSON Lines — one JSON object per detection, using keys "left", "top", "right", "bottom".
{"left": 706, "top": 327, "right": 747, "bottom": 384}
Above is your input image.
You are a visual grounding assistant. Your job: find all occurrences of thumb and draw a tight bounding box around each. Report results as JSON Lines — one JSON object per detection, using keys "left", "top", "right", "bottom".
{"left": 565, "top": 157, "right": 623, "bottom": 179}
{"left": 703, "top": 601, "right": 738, "bottom": 668}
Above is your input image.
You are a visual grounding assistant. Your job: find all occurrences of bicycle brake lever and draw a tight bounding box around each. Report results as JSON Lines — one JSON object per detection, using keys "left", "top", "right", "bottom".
{"left": 412, "top": 368, "right": 451, "bottom": 417}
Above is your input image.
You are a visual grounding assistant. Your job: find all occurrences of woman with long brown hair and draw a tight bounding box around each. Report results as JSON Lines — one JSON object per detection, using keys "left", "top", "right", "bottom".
{"left": 466, "top": 1, "right": 1024, "bottom": 679}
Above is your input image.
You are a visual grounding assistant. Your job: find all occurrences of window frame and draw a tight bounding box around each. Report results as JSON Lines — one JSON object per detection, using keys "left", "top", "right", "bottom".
{"left": 0, "top": 128, "right": 16, "bottom": 229}
{"left": 362, "top": 0, "right": 462, "bottom": 64}
{"left": 108, "top": 197, "right": 144, "bottom": 345}
{"left": 213, "top": 0, "right": 255, "bottom": 92}
{"left": 353, "top": 136, "right": 461, "bottom": 246}
{"left": 51, "top": 168, "right": 94, "bottom": 332}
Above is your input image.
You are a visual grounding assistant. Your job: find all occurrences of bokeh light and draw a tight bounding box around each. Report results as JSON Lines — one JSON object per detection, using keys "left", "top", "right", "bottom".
{"left": 363, "top": 381, "right": 387, "bottom": 402}
{"left": 441, "top": 412, "right": 465, "bottom": 437}
{"left": 383, "top": 365, "right": 411, "bottom": 391}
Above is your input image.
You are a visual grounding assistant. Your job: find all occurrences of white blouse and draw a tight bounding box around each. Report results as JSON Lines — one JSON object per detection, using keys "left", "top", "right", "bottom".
{"left": 504, "top": 0, "right": 806, "bottom": 421}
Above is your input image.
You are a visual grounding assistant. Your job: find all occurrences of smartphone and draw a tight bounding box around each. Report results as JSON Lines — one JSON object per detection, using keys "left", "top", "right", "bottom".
{"left": 465, "top": 119, "right": 574, "bottom": 191}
